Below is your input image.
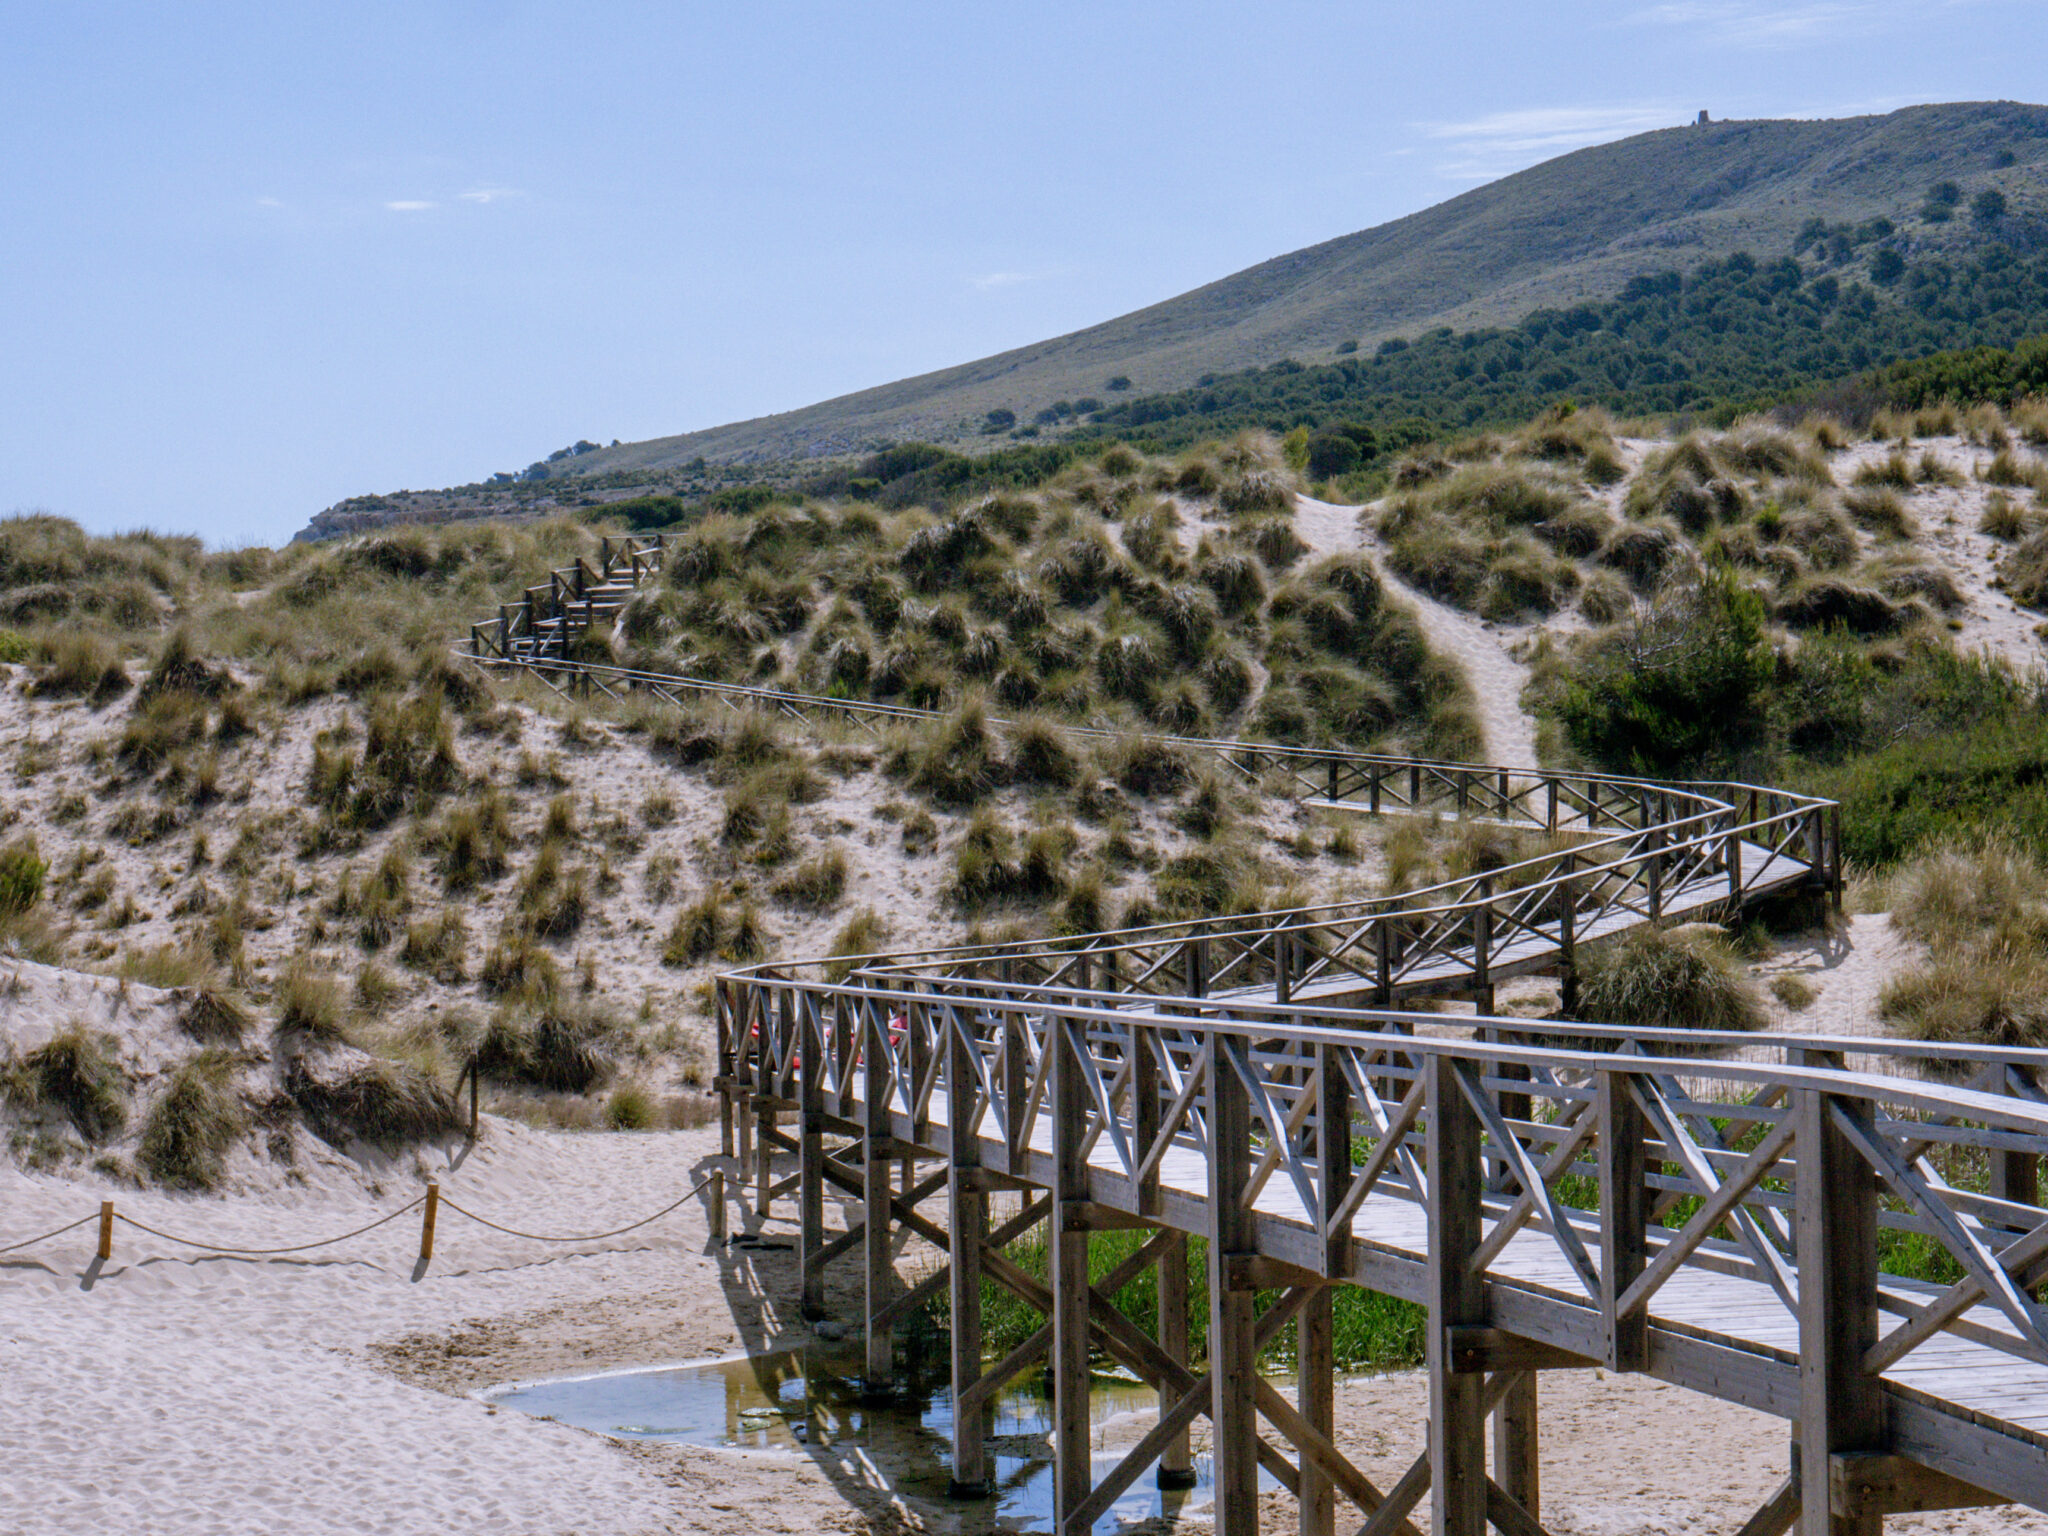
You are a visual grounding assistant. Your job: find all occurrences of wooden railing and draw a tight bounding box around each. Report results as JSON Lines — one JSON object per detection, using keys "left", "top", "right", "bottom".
{"left": 715, "top": 969, "right": 2048, "bottom": 1531}
{"left": 466, "top": 533, "right": 668, "bottom": 663}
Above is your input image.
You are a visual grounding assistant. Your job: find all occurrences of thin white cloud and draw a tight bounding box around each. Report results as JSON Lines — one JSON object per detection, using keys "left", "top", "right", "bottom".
{"left": 1423, "top": 105, "right": 1682, "bottom": 179}
{"left": 255, "top": 196, "right": 284, "bottom": 208}
{"left": 384, "top": 199, "right": 436, "bottom": 212}
{"left": 971, "top": 270, "right": 1044, "bottom": 291}
{"left": 1628, "top": 1, "right": 1918, "bottom": 44}
{"left": 457, "top": 187, "right": 521, "bottom": 204}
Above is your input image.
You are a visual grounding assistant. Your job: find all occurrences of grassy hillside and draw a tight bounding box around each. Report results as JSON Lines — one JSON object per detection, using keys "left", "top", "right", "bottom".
{"left": 551, "top": 102, "right": 2048, "bottom": 471}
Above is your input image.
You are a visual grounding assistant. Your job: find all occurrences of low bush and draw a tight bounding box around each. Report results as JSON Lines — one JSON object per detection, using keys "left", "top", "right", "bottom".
{"left": 949, "top": 811, "right": 1069, "bottom": 908}
{"left": 1841, "top": 487, "right": 1914, "bottom": 540}
{"left": 273, "top": 961, "right": 354, "bottom": 1049}
{"left": 1571, "top": 926, "right": 1768, "bottom": 1039}
{"left": 604, "top": 1084, "right": 656, "bottom": 1130}
{"left": 1888, "top": 842, "right": 2048, "bottom": 954}
{"left": 1880, "top": 949, "right": 2048, "bottom": 1057}
{"left": 0, "top": 837, "right": 47, "bottom": 917}
{"left": 178, "top": 986, "right": 250, "bottom": 1044}
{"left": 1980, "top": 492, "right": 2031, "bottom": 541}
{"left": 34, "top": 633, "right": 127, "bottom": 700}
{"left": 478, "top": 929, "right": 562, "bottom": 1005}
{"left": 824, "top": 908, "right": 892, "bottom": 981}
{"left": 2001, "top": 531, "right": 2048, "bottom": 611}
{"left": 885, "top": 699, "right": 1005, "bottom": 806}
{"left": 138, "top": 1053, "right": 245, "bottom": 1188}
{"left": 287, "top": 1054, "right": 462, "bottom": 1149}
{"left": 772, "top": 846, "right": 849, "bottom": 910}
{"left": 1097, "top": 735, "right": 1191, "bottom": 797}
{"left": 5, "top": 1026, "right": 127, "bottom": 1142}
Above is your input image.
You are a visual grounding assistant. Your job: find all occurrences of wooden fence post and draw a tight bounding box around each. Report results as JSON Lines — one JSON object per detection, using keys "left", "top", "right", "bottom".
{"left": 799, "top": 996, "right": 827, "bottom": 1320}
{"left": 97, "top": 1200, "right": 113, "bottom": 1262}
{"left": 419, "top": 1183, "right": 439, "bottom": 1264}
{"left": 947, "top": 1004, "right": 990, "bottom": 1498}
{"left": 1209, "top": 1034, "right": 1260, "bottom": 1536}
{"left": 1599, "top": 1071, "right": 1648, "bottom": 1372}
{"left": 1050, "top": 1013, "right": 1095, "bottom": 1529}
{"left": 1795, "top": 1090, "right": 1883, "bottom": 1536}
{"left": 1426, "top": 1054, "right": 1487, "bottom": 1536}
{"left": 709, "top": 1169, "right": 727, "bottom": 1244}
{"left": 863, "top": 1000, "right": 894, "bottom": 1395}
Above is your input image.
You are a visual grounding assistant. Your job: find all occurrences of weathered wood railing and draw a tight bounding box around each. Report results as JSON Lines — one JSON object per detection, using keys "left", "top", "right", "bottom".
{"left": 466, "top": 533, "right": 668, "bottom": 663}
{"left": 714, "top": 968, "right": 2048, "bottom": 1534}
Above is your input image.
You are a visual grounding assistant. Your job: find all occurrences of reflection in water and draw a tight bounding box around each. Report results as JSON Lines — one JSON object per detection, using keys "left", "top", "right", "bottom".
{"left": 487, "top": 1346, "right": 1270, "bottom": 1532}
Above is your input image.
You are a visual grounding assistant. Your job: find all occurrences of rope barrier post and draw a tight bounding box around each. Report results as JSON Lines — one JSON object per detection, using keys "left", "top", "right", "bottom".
{"left": 710, "top": 1169, "right": 728, "bottom": 1244}
{"left": 419, "top": 1182, "right": 439, "bottom": 1264}
{"left": 97, "top": 1200, "right": 113, "bottom": 1262}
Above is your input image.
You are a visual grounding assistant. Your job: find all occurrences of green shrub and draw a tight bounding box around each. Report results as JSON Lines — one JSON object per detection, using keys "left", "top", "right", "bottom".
{"left": 772, "top": 847, "right": 849, "bottom": 910}
{"left": 824, "top": 907, "right": 892, "bottom": 981}
{"left": 274, "top": 961, "right": 354, "bottom": 1049}
{"left": 0, "top": 837, "right": 48, "bottom": 917}
{"left": 1572, "top": 926, "right": 1767, "bottom": 1039}
{"left": 34, "top": 633, "right": 127, "bottom": 699}
{"left": 604, "top": 1083, "right": 656, "bottom": 1130}
{"left": 663, "top": 889, "right": 727, "bottom": 966}
{"left": 139, "top": 1053, "right": 245, "bottom": 1189}
{"left": 1841, "top": 487, "right": 1914, "bottom": 540}
{"left": 1555, "top": 567, "right": 1773, "bottom": 775}
{"left": 5, "top": 1026, "right": 127, "bottom": 1142}
{"left": 1808, "top": 714, "right": 2048, "bottom": 865}
{"left": 885, "top": 698, "right": 1005, "bottom": 805}
{"left": 1980, "top": 492, "right": 2030, "bottom": 541}
{"left": 1880, "top": 950, "right": 2048, "bottom": 1058}
{"left": 2001, "top": 531, "right": 2048, "bottom": 611}
{"left": 287, "top": 1055, "right": 462, "bottom": 1149}
{"left": 0, "top": 627, "right": 29, "bottom": 663}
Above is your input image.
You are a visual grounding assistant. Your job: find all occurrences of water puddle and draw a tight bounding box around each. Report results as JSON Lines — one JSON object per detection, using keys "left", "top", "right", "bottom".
{"left": 486, "top": 1344, "right": 1277, "bottom": 1531}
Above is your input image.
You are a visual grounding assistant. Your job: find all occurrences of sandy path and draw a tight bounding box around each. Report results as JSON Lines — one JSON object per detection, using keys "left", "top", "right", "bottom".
{"left": 1295, "top": 495, "right": 1542, "bottom": 767}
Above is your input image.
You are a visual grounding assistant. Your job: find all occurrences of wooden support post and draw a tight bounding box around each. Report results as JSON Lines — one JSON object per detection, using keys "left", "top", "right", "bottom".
{"left": 1426, "top": 1055, "right": 1487, "bottom": 1536}
{"left": 863, "top": 1005, "right": 894, "bottom": 1395}
{"left": 1472, "top": 877, "right": 1493, "bottom": 997}
{"left": 1185, "top": 937, "right": 1208, "bottom": 1000}
{"left": 799, "top": 1000, "right": 827, "bottom": 1319}
{"left": 716, "top": 989, "right": 736, "bottom": 1161}
{"left": 1991, "top": 1148, "right": 2040, "bottom": 1208}
{"left": 1558, "top": 852, "right": 1578, "bottom": 1015}
{"left": 1275, "top": 923, "right": 1292, "bottom": 1006}
{"left": 97, "top": 1200, "right": 113, "bottom": 1262}
{"left": 1298, "top": 1285, "right": 1336, "bottom": 1536}
{"left": 1157, "top": 1232, "right": 1197, "bottom": 1489}
{"left": 1493, "top": 1373, "right": 1539, "bottom": 1526}
{"left": 1375, "top": 919, "right": 1392, "bottom": 1007}
{"left": 1050, "top": 1015, "right": 1095, "bottom": 1530}
{"left": 947, "top": 1011, "right": 990, "bottom": 1498}
{"left": 1599, "top": 1071, "right": 1649, "bottom": 1372}
{"left": 419, "top": 1182, "right": 439, "bottom": 1264}
{"left": 1209, "top": 1036, "right": 1260, "bottom": 1536}
{"left": 1370, "top": 766, "right": 1383, "bottom": 815}
{"left": 1795, "top": 1091, "right": 1883, "bottom": 1536}
{"left": 709, "top": 1169, "right": 727, "bottom": 1244}
{"left": 757, "top": 1101, "right": 778, "bottom": 1216}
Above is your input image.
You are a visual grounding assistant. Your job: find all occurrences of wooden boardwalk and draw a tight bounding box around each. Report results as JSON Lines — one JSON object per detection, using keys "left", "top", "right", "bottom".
{"left": 453, "top": 553, "right": 2044, "bottom": 1531}
{"left": 724, "top": 984, "right": 2048, "bottom": 1536}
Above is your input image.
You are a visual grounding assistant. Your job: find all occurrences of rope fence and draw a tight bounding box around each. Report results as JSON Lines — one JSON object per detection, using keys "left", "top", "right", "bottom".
{"left": 0, "top": 1170, "right": 730, "bottom": 1268}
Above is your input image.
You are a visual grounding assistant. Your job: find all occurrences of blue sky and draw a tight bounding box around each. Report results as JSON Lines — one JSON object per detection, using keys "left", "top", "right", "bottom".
{"left": 4, "top": 1, "right": 2044, "bottom": 547}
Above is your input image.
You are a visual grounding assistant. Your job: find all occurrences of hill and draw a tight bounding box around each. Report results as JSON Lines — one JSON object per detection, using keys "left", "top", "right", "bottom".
{"left": 551, "top": 102, "right": 2048, "bottom": 466}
